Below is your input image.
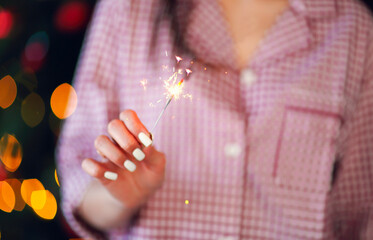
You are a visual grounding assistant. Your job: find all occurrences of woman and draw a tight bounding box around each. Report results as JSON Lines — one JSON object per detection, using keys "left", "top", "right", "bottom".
{"left": 57, "top": 0, "right": 373, "bottom": 239}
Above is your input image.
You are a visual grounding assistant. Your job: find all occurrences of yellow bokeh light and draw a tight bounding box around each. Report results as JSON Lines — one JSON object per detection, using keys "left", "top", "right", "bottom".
{"left": 54, "top": 169, "right": 60, "bottom": 187}
{"left": 21, "top": 92, "right": 45, "bottom": 127}
{"left": 33, "top": 190, "right": 57, "bottom": 220}
{"left": 31, "top": 190, "right": 47, "bottom": 210}
{"left": 49, "top": 113, "right": 62, "bottom": 136}
{"left": 20, "top": 179, "right": 45, "bottom": 206}
{"left": 185, "top": 200, "right": 189, "bottom": 205}
{"left": 50, "top": 83, "right": 77, "bottom": 119}
{"left": 0, "top": 75, "right": 17, "bottom": 109}
{"left": 5, "top": 179, "right": 25, "bottom": 211}
{"left": 0, "top": 134, "right": 22, "bottom": 172}
{"left": 0, "top": 181, "right": 15, "bottom": 213}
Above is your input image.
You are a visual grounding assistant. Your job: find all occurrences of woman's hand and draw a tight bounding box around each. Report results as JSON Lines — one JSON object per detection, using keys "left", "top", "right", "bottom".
{"left": 81, "top": 110, "right": 166, "bottom": 211}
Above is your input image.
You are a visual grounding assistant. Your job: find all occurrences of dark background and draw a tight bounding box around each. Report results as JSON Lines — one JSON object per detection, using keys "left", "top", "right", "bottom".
{"left": 0, "top": 0, "right": 96, "bottom": 239}
{"left": 0, "top": 0, "right": 372, "bottom": 239}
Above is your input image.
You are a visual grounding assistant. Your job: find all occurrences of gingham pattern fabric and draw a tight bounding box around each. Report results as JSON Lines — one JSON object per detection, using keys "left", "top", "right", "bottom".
{"left": 57, "top": 0, "right": 373, "bottom": 239}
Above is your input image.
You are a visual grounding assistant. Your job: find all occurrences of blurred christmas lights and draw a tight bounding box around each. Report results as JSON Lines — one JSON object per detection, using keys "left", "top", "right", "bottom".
{"left": 50, "top": 83, "right": 78, "bottom": 119}
{"left": 55, "top": 1, "right": 89, "bottom": 33}
{"left": 0, "top": 9, "right": 13, "bottom": 39}
{"left": 21, "top": 92, "right": 46, "bottom": 127}
{"left": 0, "top": 75, "right": 17, "bottom": 109}
{"left": 0, "top": 134, "right": 22, "bottom": 172}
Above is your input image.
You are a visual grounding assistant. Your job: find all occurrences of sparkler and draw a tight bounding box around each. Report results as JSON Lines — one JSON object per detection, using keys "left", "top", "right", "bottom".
{"left": 150, "top": 78, "right": 184, "bottom": 133}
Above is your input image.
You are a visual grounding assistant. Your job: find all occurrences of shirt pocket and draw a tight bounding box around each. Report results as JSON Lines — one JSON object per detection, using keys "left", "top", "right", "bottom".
{"left": 273, "top": 90, "right": 343, "bottom": 194}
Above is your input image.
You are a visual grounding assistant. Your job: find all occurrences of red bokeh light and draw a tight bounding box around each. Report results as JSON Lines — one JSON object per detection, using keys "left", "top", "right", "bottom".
{"left": 25, "top": 42, "right": 46, "bottom": 62}
{"left": 21, "top": 51, "right": 45, "bottom": 72}
{"left": 0, "top": 165, "right": 7, "bottom": 181}
{"left": 55, "top": 1, "right": 89, "bottom": 33}
{"left": 0, "top": 9, "right": 13, "bottom": 39}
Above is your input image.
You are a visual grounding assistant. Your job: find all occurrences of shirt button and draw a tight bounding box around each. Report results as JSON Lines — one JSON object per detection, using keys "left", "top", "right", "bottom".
{"left": 240, "top": 69, "right": 257, "bottom": 87}
{"left": 218, "top": 237, "right": 237, "bottom": 240}
{"left": 224, "top": 143, "right": 242, "bottom": 158}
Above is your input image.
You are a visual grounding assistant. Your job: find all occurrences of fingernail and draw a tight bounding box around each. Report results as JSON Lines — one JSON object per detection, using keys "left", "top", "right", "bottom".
{"left": 138, "top": 132, "right": 152, "bottom": 147}
{"left": 133, "top": 148, "right": 145, "bottom": 161}
{"left": 124, "top": 160, "right": 136, "bottom": 172}
{"left": 104, "top": 171, "right": 118, "bottom": 181}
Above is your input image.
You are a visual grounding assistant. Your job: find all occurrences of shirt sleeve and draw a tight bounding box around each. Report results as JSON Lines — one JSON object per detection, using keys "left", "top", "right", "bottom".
{"left": 330, "top": 20, "right": 373, "bottom": 239}
{"left": 56, "top": 0, "right": 121, "bottom": 238}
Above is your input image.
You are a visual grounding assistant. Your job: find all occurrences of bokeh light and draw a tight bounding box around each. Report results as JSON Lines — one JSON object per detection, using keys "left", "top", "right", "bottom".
{"left": 5, "top": 179, "right": 25, "bottom": 211}
{"left": 21, "top": 92, "right": 45, "bottom": 127}
{"left": 185, "top": 200, "right": 189, "bottom": 205}
{"left": 54, "top": 169, "right": 60, "bottom": 187}
{"left": 0, "top": 180, "right": 15, "bottom": 213}
{"left": 0, "top": 75, "right": 17, "bottom": 109}
{"left": 21, "top": 31, "right": 50, "bottom": 72}
{"left": 0, "top": 166, "right": 7, "bottom": 181}
{"left": 31, "top": 190, "right": 47, "bottom": 210}
{"left": 0, "top": 134, "right": 23, "bottom": 172}
{"left": 49, "top": 113, "right": 62, "bottom": 136}
{"left": 0, "top": 9, "right": 13, "bottom": 39}
{"left": 32, "top": 190, "right": 57, "bottom": 220}
{"left": 20, "top": 179, "right": 45, "bottom": 206}
{"left": 50, "top": 83, "right": 78, "bottom": 119}
{"left": 25, "top": 31, "right": 49, "bottom": 62}
{"left": 55, "top": 1, "right": 89, "bottom": 33}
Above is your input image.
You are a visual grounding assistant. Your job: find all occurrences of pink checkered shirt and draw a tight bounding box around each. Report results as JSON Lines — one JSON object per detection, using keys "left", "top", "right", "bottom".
{"left": 57, "top": 0, "right": 373, "bottom": 239}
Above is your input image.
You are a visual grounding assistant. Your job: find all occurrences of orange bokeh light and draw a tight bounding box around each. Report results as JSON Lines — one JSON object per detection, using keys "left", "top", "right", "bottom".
{"left": 21, "top": 92, "right": 45, "bottom": 127}
{"left": 31, "top": 190, "right": 47, "bottom": 210}
{"left": 20, "top": 179, "right": 45, "bottom": 206}
{"left": 0, "top": 181, "right": 15, "bottom": 213}
{"left": 0, "top": 134, "right": 22, "bottom": 172}
{"left": 5, "top": 179, "right": 25, "bottom": 211}
{"left": 33, "top": 190, "right": 57, "bottom": 220}
{"left": 50, "top": 83, "right": 78, "bottom": 119}
{"left": 55, "top": 169, "right": 60, "bottom": 187}
{"left": 0, "top": 75, "right": 17, "bottom": 109}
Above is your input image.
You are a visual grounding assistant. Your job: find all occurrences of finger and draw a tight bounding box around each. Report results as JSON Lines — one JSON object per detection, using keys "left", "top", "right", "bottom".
{"left": 107, "top": 119, "right": 146, "bottom": 162}
{"left": 94, "top": 135, "right": 137, "bottom": 172}
{"left": 120, "top": 110, "right": 152, "bottom": 147}
{"left": 81, "top": 158, "right": 119, "bottom": 182}
{"left": 142, "top": 147, "right": 166, "bottom": 173}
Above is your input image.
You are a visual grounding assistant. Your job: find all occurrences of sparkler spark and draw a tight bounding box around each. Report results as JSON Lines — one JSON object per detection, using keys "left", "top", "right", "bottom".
{"left": 186, "top": 68, "right": 192, "bottom": 76}
{"left": 140, "top": 79, "right": 148, "bottom": 90}
{"left": 163, "top": 72, "right": 185, "bottom": 100}
{"left": 175, "top": 55, "right": 182, "bottom": 63}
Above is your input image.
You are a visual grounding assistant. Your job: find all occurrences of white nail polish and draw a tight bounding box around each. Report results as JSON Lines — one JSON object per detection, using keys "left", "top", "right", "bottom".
{"left": 124, "top": 160, "right": 136, "bottom": 172}
{"left": 104, "top": 171, "right": 118, "bottom": 181}
{"left": 138, "top": 132, "right": 152, "bottom": 147}
{"left": 133, "top": 148, "right": 145, "bottom": 161}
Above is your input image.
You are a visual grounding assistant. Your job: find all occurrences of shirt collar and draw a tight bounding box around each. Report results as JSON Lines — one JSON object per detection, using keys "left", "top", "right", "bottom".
{"left": 290, "top": 0, "right": 337, "bottom": 19}
{"left": 182, "top": 0, "right": 337, "bottom": 70}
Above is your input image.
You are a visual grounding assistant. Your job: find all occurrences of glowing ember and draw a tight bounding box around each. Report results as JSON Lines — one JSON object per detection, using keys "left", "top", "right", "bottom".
{"left": 186, "top": 68, "right": 192, "bottom": 76}
{"left": 140, "top": 79, "right": 147, "bottom": 90}
{"left": 183, "top": 94, "right": 193, "bottom": 100}
{"left": 175, "top": 55, "right": 182, "bottom": 63}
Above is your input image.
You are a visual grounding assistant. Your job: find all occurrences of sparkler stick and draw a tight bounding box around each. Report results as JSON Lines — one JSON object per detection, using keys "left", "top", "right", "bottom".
{"left": 150, "top": 96, "right": 173, "bottom": 133}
